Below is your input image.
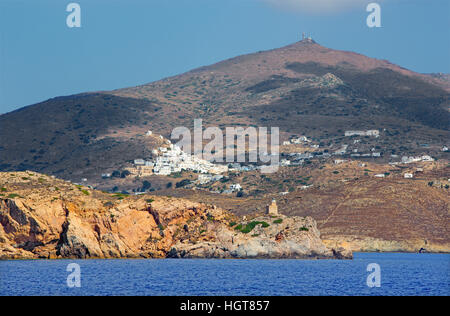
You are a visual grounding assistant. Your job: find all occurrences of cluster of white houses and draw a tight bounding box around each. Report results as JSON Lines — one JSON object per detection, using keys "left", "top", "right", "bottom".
{"left": 130, "top": 144, "right": 229, "bottom": 177}
{"left": 115, "top": 130, "right": 441, "bottom": 183}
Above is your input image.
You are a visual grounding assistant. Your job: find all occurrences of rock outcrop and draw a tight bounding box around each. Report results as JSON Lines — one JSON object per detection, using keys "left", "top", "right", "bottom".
{"left": 0, "top": 172, "right": 351, "bottom": 260}
{"left": 168, "top": 215, "right": 351, "bottom": 259}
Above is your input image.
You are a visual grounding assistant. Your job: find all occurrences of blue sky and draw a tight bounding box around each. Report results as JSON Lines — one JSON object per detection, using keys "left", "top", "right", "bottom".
{"left": 0, "top": 0, "right": 449, "bottom": 114}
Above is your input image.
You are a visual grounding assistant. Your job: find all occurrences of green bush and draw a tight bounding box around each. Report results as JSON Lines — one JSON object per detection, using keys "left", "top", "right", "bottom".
{"left": 299, "top": 226, "right": 309, "bottom": 232}
{"left": 236, "top": 221, "right": 270, "bottom": 234}
{"left": 7, "top": 194, "right": 20, "bottom": 199}
{"left": 0, "top": 188, "right": 6, "bottom": 192}
{"left": 176, "top": 179, "right": 192, "bottom": 188}
{"left": 113, "top": 193, "right": 129, "bottom": 199}
{"left": 142, "top": 181, "right": 152, "bottom": 190}
{"left": 273, "top": 219, "right": 283, "bottom": 224}
{"left": 120, "top": 170, "right": 131, "bottom": 178}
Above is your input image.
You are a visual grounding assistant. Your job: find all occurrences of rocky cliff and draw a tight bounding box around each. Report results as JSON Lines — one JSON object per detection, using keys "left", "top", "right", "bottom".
{"left": 0, "top": 172, "right": 350, "bottom": 260}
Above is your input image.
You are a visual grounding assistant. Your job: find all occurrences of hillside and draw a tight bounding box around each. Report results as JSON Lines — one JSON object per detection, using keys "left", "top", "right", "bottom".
{"left": 0, "top": 39, "right": 449, "bottom": 181}
{"left": 152, "top": 160, "right": 449, "bottom": 253}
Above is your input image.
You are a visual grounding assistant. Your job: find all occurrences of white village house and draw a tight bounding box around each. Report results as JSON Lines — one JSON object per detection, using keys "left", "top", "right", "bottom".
{"left": 345, "top": 130, "right": 380, "bottom": 137}
{"left": 401, "top": 155, "right": 434, "bottom": 164}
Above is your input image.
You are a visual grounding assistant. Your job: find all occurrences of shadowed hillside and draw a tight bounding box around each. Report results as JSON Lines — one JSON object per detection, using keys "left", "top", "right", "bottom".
{"left": 0, "top": 94, "right": 162, "bottom": 178}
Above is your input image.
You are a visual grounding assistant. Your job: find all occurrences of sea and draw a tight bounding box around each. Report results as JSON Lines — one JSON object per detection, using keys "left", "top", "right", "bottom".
{"left": 0, "top": 253, "right": 448, "bottom": 296}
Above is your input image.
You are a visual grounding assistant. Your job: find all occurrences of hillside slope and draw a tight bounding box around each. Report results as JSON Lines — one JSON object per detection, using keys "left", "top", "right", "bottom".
{"left": 154, "top": 161, "right": 450, "bottom": 253}
{"left": 0, "top": 39, "right": 449, "bottom": 180}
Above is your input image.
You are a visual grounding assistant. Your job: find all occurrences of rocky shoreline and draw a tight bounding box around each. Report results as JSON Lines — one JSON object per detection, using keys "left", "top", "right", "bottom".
{"left": 168, "top": 215, "right": 351, "bottom": 259}
{"left": 0, "top": 172, "right": 352, "bottom": 260}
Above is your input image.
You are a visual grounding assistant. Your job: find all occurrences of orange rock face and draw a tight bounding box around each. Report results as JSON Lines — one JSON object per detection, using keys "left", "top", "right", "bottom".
{"left": 0, "top": 172, "right": 347, "bottom": 260}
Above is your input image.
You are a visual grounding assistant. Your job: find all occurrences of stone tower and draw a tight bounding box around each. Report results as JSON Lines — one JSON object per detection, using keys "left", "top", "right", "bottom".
{"left": 267, "top": 199, "right": 278, "bottom": 216}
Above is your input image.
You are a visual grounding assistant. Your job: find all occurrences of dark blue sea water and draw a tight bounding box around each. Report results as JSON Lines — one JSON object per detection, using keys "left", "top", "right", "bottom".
{"left": 0, "top": 253, "right": 448, "bottom": 296}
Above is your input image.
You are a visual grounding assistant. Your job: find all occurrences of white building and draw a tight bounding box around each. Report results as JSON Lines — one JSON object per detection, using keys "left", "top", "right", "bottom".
{"left": 198, "top": 174, "right": 213, "bottom": 184}
{"left": 334, "top": 145, "right": 348, "bottom": 155}
{"left": 421, "top": 155, "right": 434, "bottom": 162}
{"left": 404, "top": 173, "right": 414, "bottom": 179}
{"left": 159, "top": 167, "right": 172, "bottom": 176}
{"left": 401, "top": 155, "right": 434, "bottom": 164}
{"left": 280, "top": 159, "right": 291, "bottom": 166}
{"left": 145, "top": 161, "right": 154, "bottom": 167}
{"left": 345, "top": 130, "right": 380, "bottom": 137}
{"left": 229, "top": 184, "right": 242, "bottom": 192}
{"left": 291, "top": 136, "right": 310, "bottom": 144}
{"left": 134, "top": 159, "right": 145, "bottom": 165}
